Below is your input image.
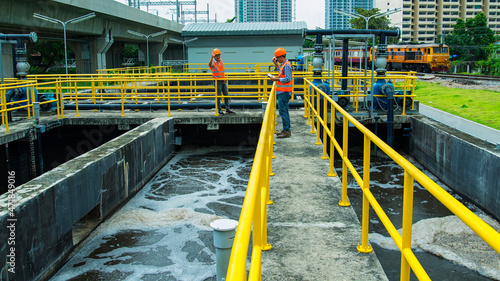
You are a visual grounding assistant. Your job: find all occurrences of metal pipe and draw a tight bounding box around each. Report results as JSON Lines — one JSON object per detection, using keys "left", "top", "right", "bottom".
{"left": 341, "top": 38, "right": 349, "bottom": 90}
{"left": 64, "top": 101, "right": 305, "bottom": 110}
{"left": 305, "top": 29, "right": 399, "bottom": 37}
{"left": 387, "top": 87, "right": 394, "bottom": 148}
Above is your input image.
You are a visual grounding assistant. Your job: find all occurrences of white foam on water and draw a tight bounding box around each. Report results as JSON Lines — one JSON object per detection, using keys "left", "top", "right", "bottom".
{"left": 51, "top": 146, "right": 254, "bottom": 281}
{"left": 370, "top": 214, "right": 500, "bottom": 280}
{"left": 103, "top": 208, "right": 223, "bottom": 232}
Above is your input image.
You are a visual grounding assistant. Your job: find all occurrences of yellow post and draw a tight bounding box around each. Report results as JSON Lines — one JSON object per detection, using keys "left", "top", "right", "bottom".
{"left": 400, "top": 171, "right": 415, "bottom": 281}
{"left": 167, "top": 81, "right": 172, "bottom": 117}
{"left": 327, "top": 104, "right": 336, "bottom": 177}
{"left": 339, "top": 116, "right": 351, "bottom": 207}
{"left": 74, "top": 81, "right": 80, "bottom": 117}
{"left": 268, "top": 134, "right": 275, "bottom": 177}
{"left": 214, "top": 80, "right": 220, "bottom": 116}
{"left": 58, "top": 79, "right": 65, "bottom": 119}
{"left": 253, "top": 175, "right": 263, "bottom": 256}
{"left": 321, "top": 95, "right": 328, "bottom": 159}
{"left": 358, "top": 135, "right": 373, "bottom": 253}
{"left": 262, "top": 137, "right": 272, "bottom": 250}
{"left": 1, "top": 88, "right": 9, "bottom": 133}
{"left": 303, "top": 81, "right": 309, "bottom": 119}
{"left": 91, "top": 80, "right": 96, "bottom": 104}
{"left": 27, "top": 86, "right": 33, "bottom": 118}
{"left": 314, "top": 87, "right": 321, "bottom": 144}
{"left": 120, "top": 83, "right": 125, "bottom": 117}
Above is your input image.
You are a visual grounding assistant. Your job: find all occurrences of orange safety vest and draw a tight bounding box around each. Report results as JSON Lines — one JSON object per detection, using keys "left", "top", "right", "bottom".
{"left": 211, "top": 59, "right": 225, "bottom": 80}
{"left": 276, "top": 60, "right": 293, "bottom": 92}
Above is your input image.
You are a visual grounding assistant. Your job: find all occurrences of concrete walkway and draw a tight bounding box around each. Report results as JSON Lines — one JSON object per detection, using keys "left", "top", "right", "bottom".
{"left": 261, "top": 110, "right": 388, "bottom": 280}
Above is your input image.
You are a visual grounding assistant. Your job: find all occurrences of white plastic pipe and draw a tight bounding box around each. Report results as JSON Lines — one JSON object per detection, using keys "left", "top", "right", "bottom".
{"left": 211, "top": 219, "right": 238, "bottom": 281}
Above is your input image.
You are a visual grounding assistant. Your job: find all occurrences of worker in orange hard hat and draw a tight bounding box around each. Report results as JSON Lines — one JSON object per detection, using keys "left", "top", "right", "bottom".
{"left": 208, "top": 48, "right": 235, "bottom": 115}
{"left": 268, "top": 47, "right": 293, "bottom": 138}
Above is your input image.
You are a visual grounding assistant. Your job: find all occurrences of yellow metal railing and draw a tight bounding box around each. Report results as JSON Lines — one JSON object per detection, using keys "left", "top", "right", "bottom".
{"left": 226, "top": 82, "right": 277, "bottom": 281}
{"left": 2, "top": 67, "right": 417, "bottom": 134}
{"left": 0, "top": 80, "right": 60, "bottom": 132}
{"left": 303, "top": 78, "right": 500, "bottom": 281}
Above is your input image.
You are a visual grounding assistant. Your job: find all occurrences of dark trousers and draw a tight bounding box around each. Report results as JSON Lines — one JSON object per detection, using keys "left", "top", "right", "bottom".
{"left": 277, "top": 92, "right": 291, "bottom": 131}
{"left": 216, "top": 80, "right": 230, "bottom": 112}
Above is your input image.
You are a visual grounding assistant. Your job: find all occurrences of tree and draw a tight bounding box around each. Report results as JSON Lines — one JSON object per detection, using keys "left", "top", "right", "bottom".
{"left": 349, "top": 8, "right": 398, "bottom": 44}
{"left": 478, "top": 43, "right": 500, "bottom": 75}
{"left": 446, "top": 13, "right": 496, "bottom": 61}
{"left": 29, "top": 41, "right": 70, "bottom": 73}
{"left": 303, "top": 36, "right": 315, "bottom": 48}
{"left": 350, "top": 8, "right": 390, "bottom": 30}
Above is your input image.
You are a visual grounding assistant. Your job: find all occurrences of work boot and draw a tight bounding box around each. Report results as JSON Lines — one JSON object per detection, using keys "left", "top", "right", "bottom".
{"left": 277, "top": 130, "right": 291, "bottom": 138}
{"left": 276, "top": 129, "right": 285, "bottom": 135}
{"left": 226, "top": 110, "right": 235, "bottom": 114}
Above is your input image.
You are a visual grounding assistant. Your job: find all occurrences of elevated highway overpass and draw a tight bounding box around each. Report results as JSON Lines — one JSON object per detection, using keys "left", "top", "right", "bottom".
{"left": 0, "top": 0, "right": 184, "bottom": 76}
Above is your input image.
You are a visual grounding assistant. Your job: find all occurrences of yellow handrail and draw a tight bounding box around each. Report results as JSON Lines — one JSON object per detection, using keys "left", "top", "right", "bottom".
{"left": 2, "top": 69, "right": 417, "bottom": 135}
{"left": 303, "top": 78, "right": 500, "bottom": 281}
{"left": 226, "top": 82, "right": 277, "bottom": 281}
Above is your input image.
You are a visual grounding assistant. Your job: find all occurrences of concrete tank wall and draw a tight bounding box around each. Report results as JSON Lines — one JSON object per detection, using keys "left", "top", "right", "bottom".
{"left": 0, "top": 117, "right": 175, "bottom": 281}
{"left": 410, "top": 115, "right": 500, "bottom": 220}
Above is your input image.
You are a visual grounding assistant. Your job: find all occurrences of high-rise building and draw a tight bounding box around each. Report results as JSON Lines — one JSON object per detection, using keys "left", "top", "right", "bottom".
{"left": 377, "top": 0, "right": 500, "bottom": 43}
{"left": 235, "top": 0, "right": 295, "bottom": 22}
{"left": 325, "top": 0, "right": 374, "bottom": 29}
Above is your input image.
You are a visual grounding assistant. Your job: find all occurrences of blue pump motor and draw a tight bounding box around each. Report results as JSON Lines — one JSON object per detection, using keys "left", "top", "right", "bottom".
{"left": 296, "top": 55, "right": 304, "bottom": 71}
{"left": 372, "top": 79, "right": 395, "bottom": 110}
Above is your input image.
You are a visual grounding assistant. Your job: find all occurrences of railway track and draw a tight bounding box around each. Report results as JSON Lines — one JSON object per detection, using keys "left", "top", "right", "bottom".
{"left": 417, "top": 73, "right": 500, "bottom": 81}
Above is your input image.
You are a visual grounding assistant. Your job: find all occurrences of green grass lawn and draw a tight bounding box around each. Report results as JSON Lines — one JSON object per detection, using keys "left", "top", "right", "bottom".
{"left": 414, "top": 81, "right": 500, "bottom": 130}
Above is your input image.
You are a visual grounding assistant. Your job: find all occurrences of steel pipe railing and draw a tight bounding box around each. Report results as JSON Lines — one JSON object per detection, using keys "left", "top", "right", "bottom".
{"left": 303, "top": 78, "right": 500, "bottom": 281}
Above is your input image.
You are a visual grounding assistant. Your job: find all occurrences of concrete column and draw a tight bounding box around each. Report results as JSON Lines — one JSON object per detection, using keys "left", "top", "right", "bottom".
{"left": 70, "top": 41, "right": 92, "bottom": 74}
{"left": 149, "top": 38, "right": 168, "bottom": 66}
{"left": 137, "top": 45, "right": 146, "bottom": 66}
{"left": 92, "top": 27, "right": 114, "bottom": 71}
{"left": 109, "top": 42, "right": 125, "bottom": 69}
{"left": 1, "top": 41, "right": 15, "bottom": 79}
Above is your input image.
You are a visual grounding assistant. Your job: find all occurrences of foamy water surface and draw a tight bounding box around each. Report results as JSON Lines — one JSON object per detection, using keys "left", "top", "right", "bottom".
{"left": 50, "top": 146, "right": 254, "bottom": 281}
{"left": 342, "top": 152, "right": 500, "bottom": 280}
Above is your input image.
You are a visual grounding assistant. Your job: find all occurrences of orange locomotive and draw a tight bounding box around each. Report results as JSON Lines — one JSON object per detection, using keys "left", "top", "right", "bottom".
{"left": 383, "top": 43, "right": 450, "bottom": 73}
{"left": 334, "top": 43, "right": 450, "bottom": 73}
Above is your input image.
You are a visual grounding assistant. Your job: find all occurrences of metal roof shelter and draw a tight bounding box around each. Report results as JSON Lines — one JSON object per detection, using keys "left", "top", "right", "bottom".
{"left": 181, "top": 22, "right": 307, "bottom": 69}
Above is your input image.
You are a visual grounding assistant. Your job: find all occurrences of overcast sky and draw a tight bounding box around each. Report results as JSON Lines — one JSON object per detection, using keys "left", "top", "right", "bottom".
{"left": 115, "top": 0, "right": 325, "bottom": 29}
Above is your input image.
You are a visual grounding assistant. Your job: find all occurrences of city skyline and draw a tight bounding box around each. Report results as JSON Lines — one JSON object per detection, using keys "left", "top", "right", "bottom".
{"left": 115, "top": 0, "right": 325, "bottom": 28}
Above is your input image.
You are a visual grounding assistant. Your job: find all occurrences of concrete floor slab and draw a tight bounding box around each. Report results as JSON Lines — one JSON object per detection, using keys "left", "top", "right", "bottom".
{"left": 261, "top": 110, "right": 388, "bottom": 281}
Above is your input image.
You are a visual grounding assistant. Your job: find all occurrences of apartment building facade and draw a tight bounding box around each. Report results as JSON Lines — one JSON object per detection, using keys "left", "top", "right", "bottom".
{"left": 325, "top": 0, "right": 375, "bottom": 29}
{"left": 378, "top": 0, "right": 500, "bottom": 43}
{"left": 235, "top": 0, "right": 295, "bottom": 22}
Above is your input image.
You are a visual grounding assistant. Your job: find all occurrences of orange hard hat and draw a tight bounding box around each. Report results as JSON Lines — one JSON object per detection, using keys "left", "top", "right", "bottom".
{"left": 274, "top": 47, "right": 287, "bottom": 57}
{"left": 213, "top": 48, "right": 221, "bottom": 55}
